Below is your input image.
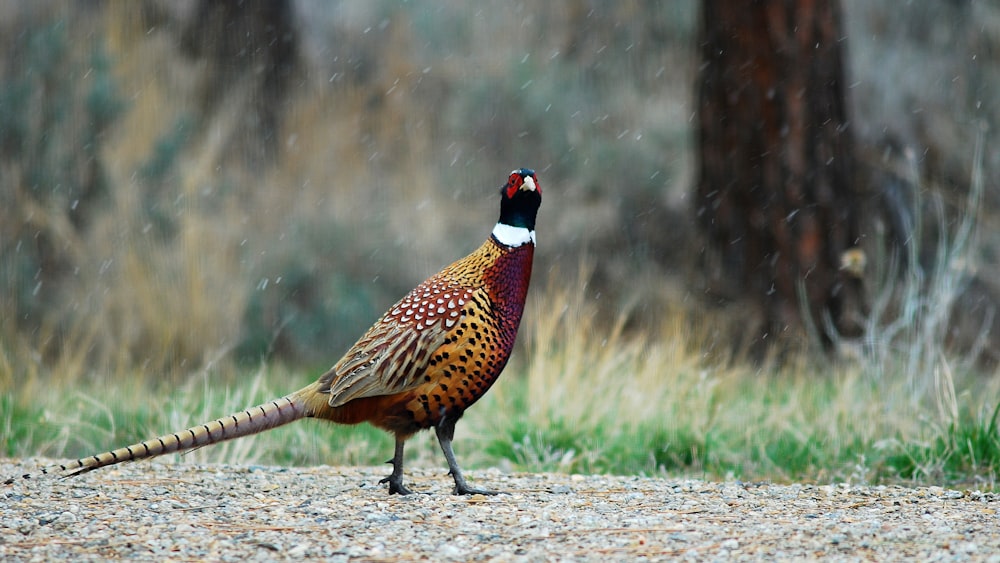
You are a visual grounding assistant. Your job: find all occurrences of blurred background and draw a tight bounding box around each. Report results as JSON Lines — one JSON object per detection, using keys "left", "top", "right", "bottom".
{"left": 1, "top": 0, "right": 997, "bottom": 382}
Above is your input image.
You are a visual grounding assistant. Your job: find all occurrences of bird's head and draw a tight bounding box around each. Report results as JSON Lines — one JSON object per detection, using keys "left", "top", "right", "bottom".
{"left": 497, "top": 168, "right": 541, "bottom": 233}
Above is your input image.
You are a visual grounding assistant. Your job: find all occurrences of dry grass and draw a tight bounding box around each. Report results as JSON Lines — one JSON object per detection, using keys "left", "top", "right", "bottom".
{"left": 5, "top": 267, "right": 998, "bottom": 487}
{"left": 472, "top": 267, "right": 1000, "bottom": 485}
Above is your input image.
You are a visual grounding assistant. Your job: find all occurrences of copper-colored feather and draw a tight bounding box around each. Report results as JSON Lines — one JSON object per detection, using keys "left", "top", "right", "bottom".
{"left": 318, "top": 282, "right": 474, "bottom": 406}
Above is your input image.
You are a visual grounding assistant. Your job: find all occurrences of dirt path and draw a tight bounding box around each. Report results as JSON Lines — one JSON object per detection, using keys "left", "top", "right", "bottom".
{"left": 2, "top": 459, "right": 998, "bottom": 561}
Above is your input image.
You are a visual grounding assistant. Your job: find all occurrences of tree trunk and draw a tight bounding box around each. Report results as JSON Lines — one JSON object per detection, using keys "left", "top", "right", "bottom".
{"left": 695, "top": 0, "right": 864, "bottom": 347}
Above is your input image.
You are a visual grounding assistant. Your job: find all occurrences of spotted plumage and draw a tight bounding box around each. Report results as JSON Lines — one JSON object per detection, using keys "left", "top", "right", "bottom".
{"left": 6, "top": 168, "right": 542, "bottom": 496}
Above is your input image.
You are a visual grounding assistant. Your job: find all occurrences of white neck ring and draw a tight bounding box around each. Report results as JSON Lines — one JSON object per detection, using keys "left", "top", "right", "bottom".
{"left": 492, "top": 223, "right": 535, "bottom": 247}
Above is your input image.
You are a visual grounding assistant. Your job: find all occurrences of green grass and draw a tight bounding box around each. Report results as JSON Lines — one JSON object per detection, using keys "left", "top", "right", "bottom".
{"left": 4, "top": 277, "right": 999, "bottom": 490}
{"left": 878, "top": 402, "right": 1000, "bottom": 484}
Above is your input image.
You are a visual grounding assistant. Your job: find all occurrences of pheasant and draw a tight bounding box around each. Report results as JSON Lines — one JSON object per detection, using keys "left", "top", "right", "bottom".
{"left": 6, "top": 168, "right": 542, "bottom": 495}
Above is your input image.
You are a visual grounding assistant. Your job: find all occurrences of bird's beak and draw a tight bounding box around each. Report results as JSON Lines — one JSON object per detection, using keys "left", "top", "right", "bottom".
{"left": 521, "top": 176, "right": 537, "bottom": 192}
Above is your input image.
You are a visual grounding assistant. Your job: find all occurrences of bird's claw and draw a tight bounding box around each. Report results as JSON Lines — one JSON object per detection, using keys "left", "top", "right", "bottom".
{"left": 379, "top": 475, "right": 417, "bottom": 495}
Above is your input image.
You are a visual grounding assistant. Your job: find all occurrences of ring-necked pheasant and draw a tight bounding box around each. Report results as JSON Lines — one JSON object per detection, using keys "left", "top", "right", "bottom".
{"left": 6, "top": 168, "right": 542, "bottom": 495}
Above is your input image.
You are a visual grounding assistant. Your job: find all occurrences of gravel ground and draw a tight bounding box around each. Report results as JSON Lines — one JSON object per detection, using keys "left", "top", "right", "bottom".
{"left": 2, "top": 458, "right": 999, "bottom": 562}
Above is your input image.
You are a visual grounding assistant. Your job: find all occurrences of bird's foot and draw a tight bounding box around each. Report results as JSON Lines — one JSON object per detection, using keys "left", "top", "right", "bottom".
{"left": 378, "top": 475, "right": 417, "bottom": 495}
{"left": 452, "top": 477, "right": 500, "bottom": 496}
{"left": 454, "top": 484, "right": 499, "bottom": 496}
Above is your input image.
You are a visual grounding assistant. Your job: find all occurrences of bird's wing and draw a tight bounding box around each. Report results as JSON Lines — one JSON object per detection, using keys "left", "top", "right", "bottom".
{"left": 317, "top": 282, "right": 479, "bottom": 407}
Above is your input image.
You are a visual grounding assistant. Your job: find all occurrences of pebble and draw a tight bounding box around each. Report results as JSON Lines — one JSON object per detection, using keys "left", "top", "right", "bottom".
{"left": 2, "top": 459, "right": 999, "bottom": 561}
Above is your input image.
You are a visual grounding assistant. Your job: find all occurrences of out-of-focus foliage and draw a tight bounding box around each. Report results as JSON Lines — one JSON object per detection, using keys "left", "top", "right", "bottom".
{"left": 0, "top": 19, "right": 125, "bottom": 329}
{"left": 0, "top": 0, "right": 997, "bottom": 380}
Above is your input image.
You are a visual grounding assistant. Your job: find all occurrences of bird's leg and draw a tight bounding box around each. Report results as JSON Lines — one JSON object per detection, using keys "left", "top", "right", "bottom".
{"left": 379, "top": 436, "right": 415, "bottom": 495}
{"left": 435, "top": 415, "right": 498, "bottom": 495}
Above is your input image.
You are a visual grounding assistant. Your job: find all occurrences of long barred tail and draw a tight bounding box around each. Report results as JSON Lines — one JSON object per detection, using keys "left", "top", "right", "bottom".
{"left": 5, "top": 392, "right": 312, "bottom": 485}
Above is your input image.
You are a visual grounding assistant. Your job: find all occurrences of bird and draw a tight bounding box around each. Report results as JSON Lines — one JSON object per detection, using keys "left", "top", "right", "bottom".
{"left": 6, "top": 168, "right": 542, "bottom": 495}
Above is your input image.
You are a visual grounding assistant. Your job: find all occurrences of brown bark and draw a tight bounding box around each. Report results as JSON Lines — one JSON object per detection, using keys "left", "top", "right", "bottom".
{"left": 695, "top": 0, "right": 864, "bottom": 345}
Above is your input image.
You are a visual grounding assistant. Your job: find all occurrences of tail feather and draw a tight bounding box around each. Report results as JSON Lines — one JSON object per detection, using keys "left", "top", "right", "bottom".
{"left": 5, "top": 391, "right": 313, "bottom": 485}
